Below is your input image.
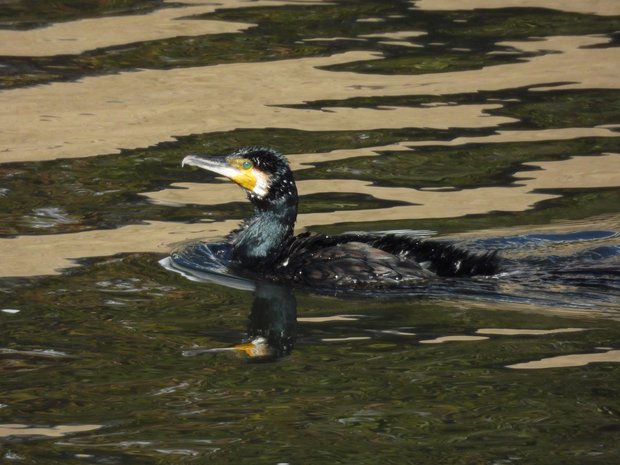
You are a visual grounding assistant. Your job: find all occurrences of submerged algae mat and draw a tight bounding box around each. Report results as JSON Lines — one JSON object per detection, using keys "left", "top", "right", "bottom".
{"left": 1, "top": 0, "right": 620, "bottom": 464}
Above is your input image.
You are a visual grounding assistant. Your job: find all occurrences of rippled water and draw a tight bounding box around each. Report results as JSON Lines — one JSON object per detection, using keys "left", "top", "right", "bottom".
{"left": 1, "top": 1, "right": 619, "bottom": 463}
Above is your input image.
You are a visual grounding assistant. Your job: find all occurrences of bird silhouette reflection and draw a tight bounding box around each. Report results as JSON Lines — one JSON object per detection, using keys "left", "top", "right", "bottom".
{"left": 160, "top": 252, "right": 297, "bottom": 362}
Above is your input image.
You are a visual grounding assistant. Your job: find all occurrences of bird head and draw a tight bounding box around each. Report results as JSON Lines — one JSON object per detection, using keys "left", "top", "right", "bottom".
{"left": 182, "top": 146, "right": 297, "bottom": 205}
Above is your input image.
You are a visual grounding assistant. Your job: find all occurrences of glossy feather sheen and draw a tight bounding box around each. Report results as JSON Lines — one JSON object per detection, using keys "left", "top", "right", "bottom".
{"left": 267, "top": 232, "right": 499, "bottom": 289}
{"left": 182, "top": 146, "right": 500, "bottom": 289}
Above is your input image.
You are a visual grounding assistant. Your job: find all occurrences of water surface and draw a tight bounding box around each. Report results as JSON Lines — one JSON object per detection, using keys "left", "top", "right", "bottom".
{"left": 1, "top": 0, "right": 619, "bottom": 463}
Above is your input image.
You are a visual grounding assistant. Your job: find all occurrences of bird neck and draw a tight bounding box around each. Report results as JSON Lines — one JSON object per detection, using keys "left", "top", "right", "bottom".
{"left": 230, "top": 195, "right": 297, "bottom": 269}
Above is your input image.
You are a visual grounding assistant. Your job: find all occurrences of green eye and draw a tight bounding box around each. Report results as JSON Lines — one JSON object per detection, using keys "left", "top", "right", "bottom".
{"left": 241, "top": 160, "right": 253, "bottom": 170}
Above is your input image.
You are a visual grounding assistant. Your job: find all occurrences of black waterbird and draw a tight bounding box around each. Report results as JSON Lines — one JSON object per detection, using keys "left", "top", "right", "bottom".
{"left": 177, "top": 146, "right": 499, "bottom": 290}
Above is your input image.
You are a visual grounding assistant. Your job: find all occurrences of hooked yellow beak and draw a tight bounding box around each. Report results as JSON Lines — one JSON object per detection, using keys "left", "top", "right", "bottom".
{"left": 182, "top": 154, "right": 268, "bottom": 196}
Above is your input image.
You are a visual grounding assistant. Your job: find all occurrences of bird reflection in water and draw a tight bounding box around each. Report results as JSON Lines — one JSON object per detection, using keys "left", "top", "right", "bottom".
{"left": 160, "top": 252, "right": 297, "bottom": 362}
{"left": 241, "top": 282, "right": 297, "bottom": 360}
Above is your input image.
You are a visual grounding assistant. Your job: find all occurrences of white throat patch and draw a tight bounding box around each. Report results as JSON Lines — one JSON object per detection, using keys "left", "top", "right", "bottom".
{"left": 252, "top": 169, "right": 271, "bottom": 198}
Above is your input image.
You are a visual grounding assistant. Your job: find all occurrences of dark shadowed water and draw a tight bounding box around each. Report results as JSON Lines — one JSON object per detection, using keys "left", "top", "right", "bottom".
{"left": 1, "top": 1, "right": 619, "bottom": 464}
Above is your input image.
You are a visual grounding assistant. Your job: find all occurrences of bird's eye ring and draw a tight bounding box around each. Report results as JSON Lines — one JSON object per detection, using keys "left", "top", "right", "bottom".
{"left": 242, "top": 160, "right": 253, "bottom": 170}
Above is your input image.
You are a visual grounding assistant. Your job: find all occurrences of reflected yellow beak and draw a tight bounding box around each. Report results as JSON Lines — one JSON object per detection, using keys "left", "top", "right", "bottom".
{"left": 232, "top": 337, "right": 273, "bottom": 358}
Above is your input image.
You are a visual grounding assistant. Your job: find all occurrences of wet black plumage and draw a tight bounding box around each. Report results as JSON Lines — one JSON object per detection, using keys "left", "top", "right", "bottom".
{"left": 178, "top": 146, "right": 499, "bottom": 290}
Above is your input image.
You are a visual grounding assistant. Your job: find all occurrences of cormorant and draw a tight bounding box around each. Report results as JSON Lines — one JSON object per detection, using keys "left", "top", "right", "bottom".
{"left": 176, "top": 146, "right": 499, "bottom": 289}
